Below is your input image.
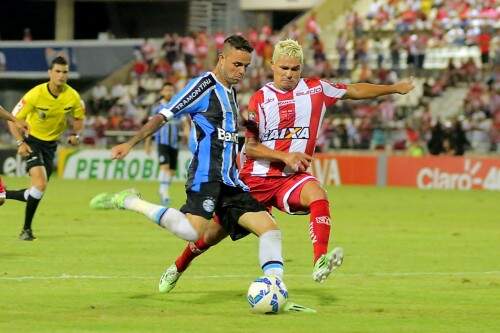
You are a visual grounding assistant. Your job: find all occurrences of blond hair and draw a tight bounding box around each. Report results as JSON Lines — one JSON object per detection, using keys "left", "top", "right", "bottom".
{"left": 272, "top": 39, "right": 304, "bottom": 64}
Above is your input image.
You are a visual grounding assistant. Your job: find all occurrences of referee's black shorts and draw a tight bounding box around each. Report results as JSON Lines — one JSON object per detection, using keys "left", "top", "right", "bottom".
{"left": 180, "top": 182, "right": 268, "bottom": 241}
{"left": 24, "top": 135, "right": 57, "bottom": 178}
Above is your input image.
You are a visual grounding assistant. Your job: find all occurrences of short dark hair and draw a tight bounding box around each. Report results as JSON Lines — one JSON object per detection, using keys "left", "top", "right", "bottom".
{"left": 50, "top": 56, "right": 68, "bottom": 69}
{"left": 223, "top": 35, "right": 253, "bottom": 53}
{"left": 163, "top": 81, "right": 174, "bottom": 88}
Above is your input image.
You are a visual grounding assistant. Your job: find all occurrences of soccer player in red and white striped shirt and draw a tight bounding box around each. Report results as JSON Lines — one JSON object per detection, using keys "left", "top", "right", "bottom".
{"left": 160, "top": 39, "right": 414, "bottom": 290}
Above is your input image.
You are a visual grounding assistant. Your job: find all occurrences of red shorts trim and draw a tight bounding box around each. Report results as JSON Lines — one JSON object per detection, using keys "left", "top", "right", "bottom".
{"left": 241, "top": 172, "right": 319, "bottom": 214}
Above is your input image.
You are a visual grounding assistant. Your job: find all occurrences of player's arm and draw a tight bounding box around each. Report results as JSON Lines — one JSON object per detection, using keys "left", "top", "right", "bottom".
{"left": 144, "top": 136, "right": 152, "bottom": 155}
{"left": 344, "top": 78, "right": 414, "bottom": 100}
{"left": 0, "top": 105, "right": 29, "bottom": 134}
{"left": 112, "top": 75, "right": 214, "bottom": 159}
{"left": 9, "top": 93, "right": 36, "bottom": 156}
{"left": 244, "top": 136, "right": 312, "bottom": 172}
{"left": 111, "top": 114, "right": 165, "bottom": 159}
{"left": 67, "top": 97, "right": 85, "bottom": 145}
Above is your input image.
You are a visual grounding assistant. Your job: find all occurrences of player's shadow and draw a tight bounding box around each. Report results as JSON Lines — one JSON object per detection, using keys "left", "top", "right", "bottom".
{"left": 128, "top": 289, "right": 243, "bottom": 305}
{"left": 292, "top": 287, "right": 338, "bottom": 305}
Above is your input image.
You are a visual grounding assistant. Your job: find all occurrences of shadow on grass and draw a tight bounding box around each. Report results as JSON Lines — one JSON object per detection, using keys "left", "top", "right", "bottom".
{"left": 129, "top": 289, "right": 244, "bottom": 305}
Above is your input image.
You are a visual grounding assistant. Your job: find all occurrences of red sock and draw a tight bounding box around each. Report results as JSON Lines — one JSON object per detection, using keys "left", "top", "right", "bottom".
{"left": 175, "top": 238, "right": 210, "bottom": 272}
{"left": 309, "top": 199, "right": 332, "bottom": 263}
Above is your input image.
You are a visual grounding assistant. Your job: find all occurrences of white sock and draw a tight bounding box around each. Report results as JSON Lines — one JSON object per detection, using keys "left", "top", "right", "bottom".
{"left": 158, "top": 207, "right": 199, "bottom": 241}
{"left": 124, "top": 196, "right": 199, "bottom": 242}
{"left": 29, "top": 186, "right": 44, "bottom": 199}
{"left": 123, "top": 196, "right": 165, "bottom": 220}
{"left": 259, "top": 230, "right": 284, "bottom": 279}
{"left": 159, "top": 172, "right": 171, "bottom": 202}
{"left": 24, "top": 189, "right": 30, "bottom": 200}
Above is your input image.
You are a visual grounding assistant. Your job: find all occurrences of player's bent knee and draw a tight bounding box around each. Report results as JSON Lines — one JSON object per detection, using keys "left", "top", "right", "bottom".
{"left": 173, "top": 215, "right": 200, "bottom": 242}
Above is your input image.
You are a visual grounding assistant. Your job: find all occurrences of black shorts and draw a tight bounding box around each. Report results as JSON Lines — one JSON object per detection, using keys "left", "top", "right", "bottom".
{"left": 157, "top": 144, "right": 178, "bottom": 169}
{"left": 24, "top": 135, "right": 57, "bottom": 178}
{"left": 180, "top": 182, "right": 267, "bottom": 241}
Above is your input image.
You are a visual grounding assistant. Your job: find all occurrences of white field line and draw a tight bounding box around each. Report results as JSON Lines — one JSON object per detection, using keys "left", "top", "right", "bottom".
{"left": 1, "top": 271, "right": 499, "bottom": 281}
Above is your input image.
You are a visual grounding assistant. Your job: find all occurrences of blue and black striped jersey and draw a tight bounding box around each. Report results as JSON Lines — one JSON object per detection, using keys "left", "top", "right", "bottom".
{"left": 159, "top": 72, "right": 247, "bottom": 192}
{"left": 151, "top": 102, "right": 180, "bottom": 149}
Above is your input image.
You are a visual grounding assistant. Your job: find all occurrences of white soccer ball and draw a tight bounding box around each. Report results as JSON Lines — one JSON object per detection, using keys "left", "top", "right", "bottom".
{"left": 247, "top": 275, "right": 288, "bottom": 314}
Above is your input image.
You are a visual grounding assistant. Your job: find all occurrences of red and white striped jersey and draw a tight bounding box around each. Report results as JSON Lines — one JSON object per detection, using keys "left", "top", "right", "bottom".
{"left": 241, "top": 78, "right": 347, "bottom": 177}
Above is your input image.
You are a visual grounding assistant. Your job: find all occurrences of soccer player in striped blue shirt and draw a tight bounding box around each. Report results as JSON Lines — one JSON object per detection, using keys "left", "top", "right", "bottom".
{"left": 145, "top": 82, "right": 189, "bottom": 207}
{"left": 91, "top": 35, "right": 286, "bottom": 289}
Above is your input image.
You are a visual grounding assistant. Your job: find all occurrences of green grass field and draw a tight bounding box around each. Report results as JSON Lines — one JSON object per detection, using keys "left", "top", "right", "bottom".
{"left": 1, "top": 176, "right": 499, "bottom": 333}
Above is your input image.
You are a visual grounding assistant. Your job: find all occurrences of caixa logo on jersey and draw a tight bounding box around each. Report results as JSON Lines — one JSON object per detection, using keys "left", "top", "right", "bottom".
{"left": 217, "top": 128, "right": 238, "bottom": 143}
{"left": 261, "top": 127, "right": 310, "bottom": 141}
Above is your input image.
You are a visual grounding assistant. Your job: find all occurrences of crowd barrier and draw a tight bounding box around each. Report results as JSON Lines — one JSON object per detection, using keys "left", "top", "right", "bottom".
{"left": 2, "top": 148, "right": 499, "bottom": 191}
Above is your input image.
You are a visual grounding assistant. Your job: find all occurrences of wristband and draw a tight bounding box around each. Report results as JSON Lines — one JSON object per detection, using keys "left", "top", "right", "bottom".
{"left": 16, "top": 139, "right": 25, "bottom": 147}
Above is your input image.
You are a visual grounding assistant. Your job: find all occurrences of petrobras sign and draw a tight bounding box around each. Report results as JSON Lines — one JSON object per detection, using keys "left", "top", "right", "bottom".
{"left": 60, "top": 149, "right": 192, "bottom": 181}
{"left": 0, "top": 149, "right": 27, "bottom": 176}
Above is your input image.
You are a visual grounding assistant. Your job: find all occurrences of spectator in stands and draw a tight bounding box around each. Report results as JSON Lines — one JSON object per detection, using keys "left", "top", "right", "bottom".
{"left": 427, "top": 120, "right": 445, "bottom": 155}
{"left": 336, "top": 32, "right": 348, "bottom": 77}
{"left": 477, "top": 28, "right": 492, "bottom": 68}
{"left": 449, "top": 119, "right": 469, "bottom": 155}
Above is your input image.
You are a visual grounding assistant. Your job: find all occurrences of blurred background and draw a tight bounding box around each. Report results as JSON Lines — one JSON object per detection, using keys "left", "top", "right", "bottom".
{"left": 0, "top": 0, "right": 499, "bottom": 188}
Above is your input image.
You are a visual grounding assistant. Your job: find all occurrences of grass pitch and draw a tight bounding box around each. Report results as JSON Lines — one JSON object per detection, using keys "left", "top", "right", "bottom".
{"left": 1, "top": 176, "right": 499, "bottom": 333}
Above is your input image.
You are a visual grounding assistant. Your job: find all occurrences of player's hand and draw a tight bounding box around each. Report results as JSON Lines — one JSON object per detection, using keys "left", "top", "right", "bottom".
{"left": 111, "top": 142, "right": 132, "bottom": 160}
{"left": 393, "top": 77, "right": 415, "bottom": 95}
{"left": 14, "top": 119, "right": 29, "bottom": 136}
{"left": 67, "top": 134, "right": 80, "bottom": 146}
{"left": 283, "top": 152, "right": 313, "bottom": 172}
{"left": 17, "top": 142, "right": 33, "bottom": 158}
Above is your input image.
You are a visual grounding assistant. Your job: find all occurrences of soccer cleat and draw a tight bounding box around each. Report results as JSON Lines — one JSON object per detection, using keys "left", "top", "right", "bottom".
{"left": 159, "top": 264, "right": 182, "bottom": 293}
{"left": 283, "top": 301, "right": 317, "bottom": 313}
{"left": 89, "top": 192, "right": 115, "bottom": 209}
{"left": 111, "top": 188, "right": 141, "bottom": 210}
{"left": 19, "top": 229, "right": 36, "bottom": 241}
{"left": 312, "top": 247, "right": 344, "bottom": 283}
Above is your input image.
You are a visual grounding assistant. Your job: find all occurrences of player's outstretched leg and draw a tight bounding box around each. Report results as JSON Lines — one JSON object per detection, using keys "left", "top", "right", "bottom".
{"left": 90, "top": 188, "right": 199, "bottom": 242}
{"left": 159, "top": 218, "right": 227, "bottom": 293}
{"left": 312, "top": 246, "right": 344, "bottom": 283}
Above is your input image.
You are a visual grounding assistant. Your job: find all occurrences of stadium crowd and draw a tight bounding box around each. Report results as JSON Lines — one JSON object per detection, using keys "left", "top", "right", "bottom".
{"left": 2, "top": 0, "right": 497, "bottom": 155}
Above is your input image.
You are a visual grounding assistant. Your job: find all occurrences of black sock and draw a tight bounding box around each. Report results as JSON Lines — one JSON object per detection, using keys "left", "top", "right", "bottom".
{"left": 24, "top": 195, "right": 41, "bottom": 230}
{"left": 6, "top": 189, "right": 28, "bottom": 202}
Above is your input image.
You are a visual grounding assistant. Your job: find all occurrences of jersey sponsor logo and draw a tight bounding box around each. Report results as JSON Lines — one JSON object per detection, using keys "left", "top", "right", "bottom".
{"left": 296, "top": 86, "right": 322, "bottom": 96}
{"left": 217, "top": 128, "right": 238, "bottom": 143}
{"left": 173, "top": 77, "right": 214, "bottom": 112}
{"left": 278, "top": 100, "right": 294, "bottom": 107}
{"left": 263, "top": 97, "right": 275, "bottom": 104}
{"left": 260, "top": 127, "right": 310, "bottom": 141}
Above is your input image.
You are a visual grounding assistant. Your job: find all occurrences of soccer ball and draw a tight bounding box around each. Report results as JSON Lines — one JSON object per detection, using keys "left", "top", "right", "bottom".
{"left": 247, "top": 275, "right": 288, "bottom": 314}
